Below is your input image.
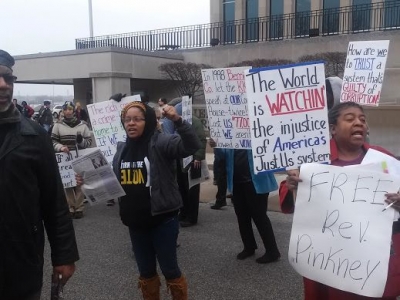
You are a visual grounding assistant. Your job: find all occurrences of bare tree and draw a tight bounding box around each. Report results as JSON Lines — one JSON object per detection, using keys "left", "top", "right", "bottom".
{"left": 159, "top": 62, "right": 212, "bottom": 97}
{"left": 228, "top": 58, "right": 294, "bottom": 68}
{"left": 297, "top": 52, "right": 347, "bottom": 77}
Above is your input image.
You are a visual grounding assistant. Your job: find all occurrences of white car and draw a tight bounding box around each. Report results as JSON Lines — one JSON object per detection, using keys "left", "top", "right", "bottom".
{"left": 52, "top": 105, "right": 63, "bottom": 118}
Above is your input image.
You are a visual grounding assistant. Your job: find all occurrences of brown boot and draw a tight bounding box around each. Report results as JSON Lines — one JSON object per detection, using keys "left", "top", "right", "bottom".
{"left": 138, "top": 275, "right": 161, "bottom": 300}
{"left": 166, "top": 276, "right": 187, "bottom": 300}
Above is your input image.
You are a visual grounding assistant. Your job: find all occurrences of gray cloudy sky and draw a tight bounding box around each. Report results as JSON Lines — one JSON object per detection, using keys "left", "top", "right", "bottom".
{"left": 2, "top": 0, "right": 210, "bottom": 97}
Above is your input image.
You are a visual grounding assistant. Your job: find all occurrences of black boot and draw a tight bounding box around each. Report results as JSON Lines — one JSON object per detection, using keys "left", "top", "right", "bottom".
{"left": 210, "top": 201, "right": 227, "bottom": 210}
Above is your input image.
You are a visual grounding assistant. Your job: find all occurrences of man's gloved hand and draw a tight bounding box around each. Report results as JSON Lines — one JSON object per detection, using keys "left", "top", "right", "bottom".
{"left": 109, "top": 93, "right": 126, "bottom": 102}
{"left": 76, "top": 134, "right": 83, "bottom": 144}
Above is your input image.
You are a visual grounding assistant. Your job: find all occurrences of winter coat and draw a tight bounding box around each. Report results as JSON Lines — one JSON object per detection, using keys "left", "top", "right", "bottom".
{"left": 0, "top": 117, "right": 79, "bottom": 298}
{"left": 113, "top": 120, "right": 202, "bottom": 217}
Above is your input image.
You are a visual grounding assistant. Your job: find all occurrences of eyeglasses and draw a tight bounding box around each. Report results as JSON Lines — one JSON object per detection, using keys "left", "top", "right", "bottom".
{"left": 0, "top": 74, "right": 17, "bottom": 85}
{"left": 123, "top": 117, "right": 145, "bottom": 123}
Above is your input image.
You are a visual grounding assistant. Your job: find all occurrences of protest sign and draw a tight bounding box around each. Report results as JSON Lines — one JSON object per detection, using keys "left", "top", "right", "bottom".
{"left": 341, "top": 40, "right": 390, "bottom": 106}
{"left": 87, "top": 95, "right": 141, "bottom": 163}
{"left": 202, "top": 67, "right": 251, "bottom": 149}
{"left": 244, "top": 61, "right": 330, "bottom": 173}
{"left": 182, "top": 95, "right": 193, "bottom": 168}
{"left": 289, "top": 163, "right": 399, "bottom": 297}
{"left": 55, "top": 148, "right": 97, "bottom": 188}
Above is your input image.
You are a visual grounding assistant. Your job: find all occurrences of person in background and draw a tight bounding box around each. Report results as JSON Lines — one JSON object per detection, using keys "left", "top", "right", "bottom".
{"left": 75, "top": 101, "right": 89, "bottom": 123}
{"left": 209, "top": 138, "right": 228, "bottom": 210}
{"left": 21, "top": 100, "right": 34, "bottom": 118}
{"left": 12, "top": 98, "right": 22, "bottom": 113}
{"left": 158, "top": 97, "right": 168, "bottom": 108}
{"left": 0, "top": 49, "right": 79, "bottom": 300}
{"left": 174, "top": 101, "right": 207, "bottom": 228}
{"left": 78, "top": 101, "right": 201, "bottom": 300}
{"left": 286, "top": 102, "right": 400, "bottom": 300}
{"left": 38, "top": 100, "right": 53, "bottom": 132}
{"left": 226, "top": 148, "right": 281, "bottom": 264}
{"left": 52, "top": 101, "right": 92, "bottom": 219}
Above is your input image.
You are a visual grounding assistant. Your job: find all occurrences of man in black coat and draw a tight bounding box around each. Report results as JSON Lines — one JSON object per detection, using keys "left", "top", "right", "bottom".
{"left": 0, "top": 49, "right": 79, "bottom": 299}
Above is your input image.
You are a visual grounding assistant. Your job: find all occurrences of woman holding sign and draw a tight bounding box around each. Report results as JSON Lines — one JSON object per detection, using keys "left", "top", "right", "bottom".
{"left": 286, "top": 102, "right": 400, "bottom": 299}
{"left": 78, "top": 101, "right": 201, "bottom": 300}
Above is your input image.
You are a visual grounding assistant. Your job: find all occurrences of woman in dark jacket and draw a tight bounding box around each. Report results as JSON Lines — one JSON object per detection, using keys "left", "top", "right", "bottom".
{"left": 78, "top": 101, "right": 200, "bottom": 300}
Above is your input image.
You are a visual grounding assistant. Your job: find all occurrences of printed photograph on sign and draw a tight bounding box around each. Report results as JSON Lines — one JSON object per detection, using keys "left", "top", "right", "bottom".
{"left": 245, "top": 61, "right": 330, "bottom": 173}
{"left": 87, "top": 95, "right": 141, "bottom": 162}
{"left": 202, "top": 67, "right": 252, "bottom": 149}
{"left": 341, "top": 40, "right": 390, "bottom": 106}
{"left": 288, "top": 163, "right": 398, "bottom": 297}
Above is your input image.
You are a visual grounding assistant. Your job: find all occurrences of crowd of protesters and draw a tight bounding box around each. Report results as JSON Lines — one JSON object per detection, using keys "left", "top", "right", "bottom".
{"left": 1, "top": 47, "right": 399, "bottom": 300}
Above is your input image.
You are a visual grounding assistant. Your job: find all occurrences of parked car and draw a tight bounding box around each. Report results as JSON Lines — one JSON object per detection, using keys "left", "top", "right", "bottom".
{"left": 52, "top": 105, "right": 63, "bottom": 118}
{"left": 32, "top": 105, "right": 43, "bottom": 121}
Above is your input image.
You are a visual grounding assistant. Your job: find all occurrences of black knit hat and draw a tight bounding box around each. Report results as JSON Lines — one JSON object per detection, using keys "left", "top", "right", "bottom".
{"left": 0, "top": 50, "right": 15, "bottom": 70}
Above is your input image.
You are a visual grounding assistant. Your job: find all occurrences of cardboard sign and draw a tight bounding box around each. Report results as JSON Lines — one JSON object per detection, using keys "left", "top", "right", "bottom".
{"left": 202, "top": 67, "right": 251, "bottom": 149}
{"left": 341, "top": 40, "right": 390, "bottom": 106}
{"left": 244, "top": 62, "right": 330, "bottom": 173}
{"left": 87, "top": 95, "right": 141, "bottom": 163}
{"left": 182, "top": 95, "right": 193, "bottom": 168}
{"left": 289, "top": 163, "right": 399, "bottom": 297}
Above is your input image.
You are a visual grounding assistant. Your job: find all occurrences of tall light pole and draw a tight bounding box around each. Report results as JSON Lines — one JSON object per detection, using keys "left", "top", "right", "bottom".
{"left": 88, "top": 0, "right": 94, "bottom": 38}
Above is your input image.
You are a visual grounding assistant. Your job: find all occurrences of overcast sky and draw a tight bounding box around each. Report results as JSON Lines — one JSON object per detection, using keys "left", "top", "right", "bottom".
{"left": 2, "top": 0, "right": 210, "bottom": 96}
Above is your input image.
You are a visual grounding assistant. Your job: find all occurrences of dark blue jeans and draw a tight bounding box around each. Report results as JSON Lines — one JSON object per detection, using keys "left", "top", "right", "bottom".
{"left": 129, "top": 216, "right": 181, "bottom": 280}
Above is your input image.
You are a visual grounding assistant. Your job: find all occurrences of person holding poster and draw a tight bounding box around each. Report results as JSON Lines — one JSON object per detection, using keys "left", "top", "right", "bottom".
{"left": 286, "top": 102, "right": 400, "bottom": 299}
{"left": 224, "top": 149, "right": 281, "bottom": 264}
{"left": 52, "top": 101, "right": 92, "bottom": 219}
{"left": 78, "top": 101, "right": 201, "bottom": 299}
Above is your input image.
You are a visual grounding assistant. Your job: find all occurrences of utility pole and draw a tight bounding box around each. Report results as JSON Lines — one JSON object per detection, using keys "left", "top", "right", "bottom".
{"left": 88, "top": 0, "right": 94, "bottom": 37}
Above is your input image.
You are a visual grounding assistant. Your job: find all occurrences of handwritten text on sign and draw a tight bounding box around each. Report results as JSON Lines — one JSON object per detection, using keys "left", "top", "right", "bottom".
{"left": 182, "top": 95, "right": 193, "bottom": 168}
{"left": 245, "top": 62, "right": 330, "bottom": 173}
{"left": 289, "top": 163, "right": 398, "bottom": 297}
{"left": 341, "top": 40, "right": 390, "bottom": 106}
{"left": 87, "top": 95, "right": 141, "bottom": 163}
{"left": 202, "top": 67, "right": 251, "bottom": 149}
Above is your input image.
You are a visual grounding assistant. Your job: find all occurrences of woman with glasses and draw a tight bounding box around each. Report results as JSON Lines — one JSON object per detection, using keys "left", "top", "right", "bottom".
{"left": 78, "top": 101, "right": 200, "bottom": 300}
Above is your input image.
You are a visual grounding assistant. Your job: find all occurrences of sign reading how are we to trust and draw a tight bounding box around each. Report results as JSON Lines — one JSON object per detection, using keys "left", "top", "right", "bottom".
{"left": 87, "top": 95, "right": 141, "bottom": 163}
{"left": 289, "top": 163, "right": 398, "bottom": 297}
{"left": 202, "top": 67, "right": 251, "bottom": 149}
{"left": 341, "top": 40, "right": 390, "bottom": 106}
{"left": 244, "top": 61, "right": 330, "bottom": 173}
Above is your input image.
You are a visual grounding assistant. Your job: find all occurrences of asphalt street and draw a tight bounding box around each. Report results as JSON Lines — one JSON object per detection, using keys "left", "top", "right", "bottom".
{"left": 41, "top": 199, "right": 303, "bottom": 300}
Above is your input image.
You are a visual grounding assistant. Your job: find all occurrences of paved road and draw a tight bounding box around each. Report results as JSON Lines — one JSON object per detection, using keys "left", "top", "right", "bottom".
{"left": 41, "top": 200, "right": 303, "bottom": 300}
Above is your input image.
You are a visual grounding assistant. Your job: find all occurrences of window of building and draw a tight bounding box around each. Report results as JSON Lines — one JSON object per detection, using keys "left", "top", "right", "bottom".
{"left": 223, "top": 0, "right": 236, "bottom": 43}
{"left": 295, "top": 0, "right": 311, "bottom": 36}
{"left": 352, "top": 0, "right": 371, "bottom": 32}
{"left": 270, "top": 0, "right": 284, "bottom": 39}
{"left": 384, "top": 0, "right": 400, "bottom": 28}
{"left": 323, "top": 0, "right": 340, "bottom": 34}
{"left": 246, "top": 0, "right": 259, "bottom": 41}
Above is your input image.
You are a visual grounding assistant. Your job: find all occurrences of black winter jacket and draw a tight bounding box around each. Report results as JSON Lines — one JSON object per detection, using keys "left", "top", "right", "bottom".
{"left": 0, "top": 117, "right": 79, "bottom": 298}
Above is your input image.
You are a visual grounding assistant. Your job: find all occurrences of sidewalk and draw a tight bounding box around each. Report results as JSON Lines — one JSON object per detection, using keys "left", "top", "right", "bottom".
{"left": 201, "top": 152, "right": 286, "bottom": 212}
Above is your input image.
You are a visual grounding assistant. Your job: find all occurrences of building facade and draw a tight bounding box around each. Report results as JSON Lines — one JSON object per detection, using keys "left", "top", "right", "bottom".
{"left": 210, "top": 0, "right": 400, "bottom": 44}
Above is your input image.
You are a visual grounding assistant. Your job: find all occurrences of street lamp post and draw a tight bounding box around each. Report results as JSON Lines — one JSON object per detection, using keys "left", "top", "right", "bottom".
{"left": 88, "top": 0, "right": 94, "bottom": 38}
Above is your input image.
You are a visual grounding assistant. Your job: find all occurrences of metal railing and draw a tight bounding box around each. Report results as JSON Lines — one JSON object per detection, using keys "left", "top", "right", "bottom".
{"left": 75, "top": 0, "right": 400, "bottom": 52}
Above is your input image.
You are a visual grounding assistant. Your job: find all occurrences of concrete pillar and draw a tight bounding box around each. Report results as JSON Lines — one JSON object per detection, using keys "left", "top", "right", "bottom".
{"left": 90, "top": 73, "right": 131, "bottom": 103}
{"left": 210, "top": 0, "right": 222, "bottom": 23}
{"left": 259, "top": 0, "right": 269, "bottom": 18}
{"left": 284, "top": 0, "right": 294, "bottom": 15}
{"left": 311, "top": 0, "right": 321, "bottom": 11}
{"left": 73, "top": 78, "right": 92, "bottom": 107}
{"left": 235, "top": 0, "right": 245, "bottom": 20}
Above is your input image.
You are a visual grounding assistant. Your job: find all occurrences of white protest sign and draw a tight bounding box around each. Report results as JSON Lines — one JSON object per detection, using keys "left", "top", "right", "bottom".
{"left": 87, "top": 95, "right": 141, "bottom": 163}
{"left": 362, "top": 148, "right": 400, "bottom": 177}
{"left": 244, "top": 61, "right": 330, "bottom": 173}
{"left": 289, "top": 163, "right": 399, "bottom": 297}
{"left": 55, "top": 148, "right": 98, "bottom": 188}
{"left": 182, "top": 95, "right": 193, "bottom": 168}
{"left": 202, "top": 67, "right": 251, "bottom": 149}
{"left": 341, "top": 40, "right": 390, "bottom": 106}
